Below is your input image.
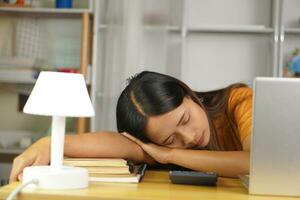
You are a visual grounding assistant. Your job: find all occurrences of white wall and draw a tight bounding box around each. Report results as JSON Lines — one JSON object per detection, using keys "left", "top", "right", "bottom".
{"left": 182, "top": 33, "right": 272, "bottom": 91}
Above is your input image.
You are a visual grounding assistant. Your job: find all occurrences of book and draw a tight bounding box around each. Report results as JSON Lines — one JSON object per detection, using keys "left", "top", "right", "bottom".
{"left": 63, "top": 158, "right": 147, "bottom": 183}
{"left": 63, "top": 158, "right": 129, "bottom": 167}
{"left": 89, "top": 164, "right": 147, "bottom": 183}
{"left": 80, "top": 166, "right": 132, "bottom": 174}
{"left": 63, "top": 158, "right": 134, "bottom": 174}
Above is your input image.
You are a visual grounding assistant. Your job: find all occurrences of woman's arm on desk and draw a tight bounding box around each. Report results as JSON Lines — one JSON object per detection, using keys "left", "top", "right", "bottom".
{"left": 122, "top": 132, "right": 250, "bottom": 178}
{"left": 9, "top": 132, "right": 154, "bottom": 182}
{"left": 64, "top": 132, "right": 151, "bottom": 162}
{"left": 167, "top": 136, "right": 250, "bottom": 178}
{"left": 168, "top": 149, "right": 249, "bottom": 178}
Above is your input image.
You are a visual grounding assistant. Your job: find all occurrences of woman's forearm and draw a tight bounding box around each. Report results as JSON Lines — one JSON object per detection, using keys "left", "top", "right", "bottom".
{"left": 63, "top": 131, "right": 147, "bottom": 163}
{"left": 168, "top": 149, "right": 249, "bottom": 178}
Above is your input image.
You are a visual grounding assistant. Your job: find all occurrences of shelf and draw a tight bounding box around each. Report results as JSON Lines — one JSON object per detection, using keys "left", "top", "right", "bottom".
{"left": 143, "top": 25, "right": 181, "bottom": 32}
{"left": 0, "top": 148, "right": 24, "bottom": 154}
{"left": 187, "top": 25, "right": 273, "bottom": 34}
{"left": 98, "top": 24, "right": 181, "bottom": 33}
{"left": 99, "top": 24, "right": 273, "bottom": 34}
{"left": 284, "top": 28, "right": 300, "bottom": 34}
{"left": 0, "top": 76, "right": 91, "bottom": 85}
{"left": 0, "top": 7, "right": 91, "bottom": 14}
{"left": 0, "top": 69, "right": 91, "bottom": 85}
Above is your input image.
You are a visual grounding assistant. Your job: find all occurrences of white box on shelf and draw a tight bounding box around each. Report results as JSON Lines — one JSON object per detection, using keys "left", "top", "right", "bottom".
{"left": 0, "top": 130, "right": 33, "bottom": 150}
{"left": 0, "top": 69, "right": 37, "bottom": 83}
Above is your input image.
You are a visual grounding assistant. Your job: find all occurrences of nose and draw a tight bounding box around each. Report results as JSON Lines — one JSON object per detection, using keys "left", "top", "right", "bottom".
{"left": 176, "top": 127, "right": 195, "bottom": 146}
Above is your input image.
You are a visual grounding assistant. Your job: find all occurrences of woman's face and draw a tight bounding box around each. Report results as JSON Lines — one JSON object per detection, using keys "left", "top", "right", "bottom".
{"left": 145, "top": 97, "right": 211, "bottom": 149}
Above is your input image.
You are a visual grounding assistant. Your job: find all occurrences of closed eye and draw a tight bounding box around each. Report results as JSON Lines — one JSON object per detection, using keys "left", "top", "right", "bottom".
{"left": 165, "top": 135, "right": 175, "bottom": 145}
{"left": 182, "top": 113, "right": 190, "bottom": 125}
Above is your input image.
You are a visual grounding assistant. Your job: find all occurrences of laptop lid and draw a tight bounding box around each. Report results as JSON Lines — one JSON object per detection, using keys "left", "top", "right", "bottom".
{"left": 249, "top": 77, "right": 300, "bottom": 196}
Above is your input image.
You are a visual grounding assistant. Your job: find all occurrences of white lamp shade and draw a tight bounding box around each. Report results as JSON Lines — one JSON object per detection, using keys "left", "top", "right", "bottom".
{"left": 23, "top": 71, "right": 95, "bottom": 117}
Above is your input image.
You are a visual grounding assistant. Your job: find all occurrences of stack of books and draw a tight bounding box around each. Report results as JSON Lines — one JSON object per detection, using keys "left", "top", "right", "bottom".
{"left": 63, "top": 158, "right": 147, "bottom": 183}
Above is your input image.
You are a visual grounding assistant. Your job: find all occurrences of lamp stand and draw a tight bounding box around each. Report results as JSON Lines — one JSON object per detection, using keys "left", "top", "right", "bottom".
{"left": 22, "top": 116, "right": 88, "bottom": 190}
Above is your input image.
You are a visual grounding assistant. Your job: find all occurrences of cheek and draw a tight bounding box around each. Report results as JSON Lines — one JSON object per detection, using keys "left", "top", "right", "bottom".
{"left": 191, "top": 108, "right": 210, "bottom": 136}
{"left": 200, "top": 109, "right": 210, "bottom": 127}
{"left": 192, "top": 109, "right": 208, "bottom": 129}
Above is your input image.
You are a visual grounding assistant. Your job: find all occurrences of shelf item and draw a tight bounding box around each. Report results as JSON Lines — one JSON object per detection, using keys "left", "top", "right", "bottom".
{"left": 0, "top": 57, "right": 82, "bottom": 84}
{"left": 14, "top": 18, "right": 44, "bottom": 62}
{"left": 280, "top": 0, "right": 300, "bottom": 77}
{"left": 0, "top": 2, "right": 32, "bottom": 8}
{"left": 55, "top": 0, "right": 73, "bottom": 9}
{"left": 0, "top": 68, "right": 38, "bottom": 83}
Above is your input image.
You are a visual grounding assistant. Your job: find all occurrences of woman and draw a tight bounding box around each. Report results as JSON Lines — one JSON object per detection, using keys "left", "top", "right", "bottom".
{"left": 9, "top": 71, "right": 252, "bottom": 182}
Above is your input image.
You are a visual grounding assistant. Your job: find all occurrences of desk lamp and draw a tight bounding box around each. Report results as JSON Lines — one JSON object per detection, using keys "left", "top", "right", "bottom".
{"left": 22, "top": 71, "right": 94, "bottom": 189}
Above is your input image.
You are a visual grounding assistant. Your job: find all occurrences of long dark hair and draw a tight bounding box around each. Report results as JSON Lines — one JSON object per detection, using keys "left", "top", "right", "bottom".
{"left": 116, "top": 71, "right": 247, "bottom": 151}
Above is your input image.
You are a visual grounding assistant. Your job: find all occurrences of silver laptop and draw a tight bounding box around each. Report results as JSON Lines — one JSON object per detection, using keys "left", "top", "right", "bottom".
{"left": 246, "top": 77, "right": 300, "bottom": 196}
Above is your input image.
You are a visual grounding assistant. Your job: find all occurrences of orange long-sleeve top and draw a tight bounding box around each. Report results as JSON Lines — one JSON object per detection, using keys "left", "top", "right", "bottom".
{"left": 212, "top": 87, "right": 253, "bottom": 150}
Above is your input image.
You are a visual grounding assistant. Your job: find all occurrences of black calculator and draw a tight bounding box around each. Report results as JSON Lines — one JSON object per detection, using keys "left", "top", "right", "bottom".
{"left": 169, "top": 170, "right": 218, "bottom": 186}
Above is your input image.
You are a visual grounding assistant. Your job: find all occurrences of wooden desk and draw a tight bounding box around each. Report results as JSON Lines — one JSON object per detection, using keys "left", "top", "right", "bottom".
{"left": 0, "top": 170, "right": 298, "bottom": 200}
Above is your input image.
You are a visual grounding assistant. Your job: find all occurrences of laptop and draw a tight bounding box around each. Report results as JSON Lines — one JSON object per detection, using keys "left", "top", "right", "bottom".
{"left": 243, "top": 77, "right": 300, "bottom": 196}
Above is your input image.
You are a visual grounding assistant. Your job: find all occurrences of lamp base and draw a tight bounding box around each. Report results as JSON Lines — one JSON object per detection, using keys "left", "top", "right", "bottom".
{"left": 22, "top": 165, "right": 88, "bottom": 190}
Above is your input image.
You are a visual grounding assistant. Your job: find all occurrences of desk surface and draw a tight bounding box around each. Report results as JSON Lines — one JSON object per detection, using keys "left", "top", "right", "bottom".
{"left": 0, "top": 170, "right": 298, "bottom": 200}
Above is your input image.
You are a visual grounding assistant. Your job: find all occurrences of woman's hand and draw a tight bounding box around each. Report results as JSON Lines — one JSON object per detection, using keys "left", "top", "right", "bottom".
{"left": 9, "top": 136, "right": 51, "bottom": 183}
{"left": 121, "top": 132, "right": 172, "bottom": 164}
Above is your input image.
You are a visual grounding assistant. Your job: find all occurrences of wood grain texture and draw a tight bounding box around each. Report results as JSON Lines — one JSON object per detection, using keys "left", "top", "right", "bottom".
{"left": 0, "top": 170, "right": 297, "bottom": 200}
